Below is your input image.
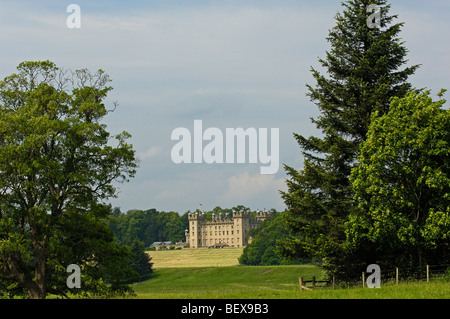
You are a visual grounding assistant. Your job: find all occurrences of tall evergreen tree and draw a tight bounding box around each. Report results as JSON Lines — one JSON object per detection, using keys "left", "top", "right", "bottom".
{"left": 129, "top": 240, "right": 153, "bottom": 282}
{"left": 280, "top": 0, "right": 419, "bottom": 271}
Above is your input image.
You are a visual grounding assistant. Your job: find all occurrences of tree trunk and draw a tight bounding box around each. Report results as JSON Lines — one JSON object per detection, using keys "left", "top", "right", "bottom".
{"left": 33, "top": 248, "right": 47, "bottom": 298}
{"left": 418, "top": 247, "right": 423, "bottom": 278}
{"left": 6, "top": 252, "right": 46, "bottom": 299}
{"left": 30, "top": 231, "right": 48, "bottom": 299}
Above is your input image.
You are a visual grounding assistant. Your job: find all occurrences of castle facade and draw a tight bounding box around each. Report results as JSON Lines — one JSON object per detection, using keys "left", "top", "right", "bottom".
{"left": 185, "top": 210, "right": 273, "bottom": 248}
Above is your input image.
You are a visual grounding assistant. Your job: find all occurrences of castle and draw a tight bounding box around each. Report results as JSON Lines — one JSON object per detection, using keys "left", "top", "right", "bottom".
{"left": 185, "top": 210, "right": 273, "bottom": 248}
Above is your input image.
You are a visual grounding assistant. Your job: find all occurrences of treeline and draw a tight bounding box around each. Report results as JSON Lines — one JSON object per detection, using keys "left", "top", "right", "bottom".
{"left": 107, "top": 208, "right": 189, "bottom": 247}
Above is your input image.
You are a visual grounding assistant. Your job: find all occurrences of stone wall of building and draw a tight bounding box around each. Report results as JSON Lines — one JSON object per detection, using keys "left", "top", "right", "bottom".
{"left": 185, "top": 210, "right": 273, "bottom": 248}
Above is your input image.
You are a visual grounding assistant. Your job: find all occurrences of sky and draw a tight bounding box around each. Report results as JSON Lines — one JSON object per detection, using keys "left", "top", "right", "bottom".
{"left": 0, "top": 1, "right": 448, "bottom": 214}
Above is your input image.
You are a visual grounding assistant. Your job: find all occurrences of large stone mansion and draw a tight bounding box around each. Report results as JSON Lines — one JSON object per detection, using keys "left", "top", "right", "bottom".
{"left": 185, "top": 210, "right": 273, "bottom": 248}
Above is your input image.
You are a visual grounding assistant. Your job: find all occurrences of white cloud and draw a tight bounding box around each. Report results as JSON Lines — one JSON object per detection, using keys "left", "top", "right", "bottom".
{"left": 219, "top": 171, "right": 286, "bottom": 205}
{"left": 139, "top": 146, "right": 163, "bottom": 160}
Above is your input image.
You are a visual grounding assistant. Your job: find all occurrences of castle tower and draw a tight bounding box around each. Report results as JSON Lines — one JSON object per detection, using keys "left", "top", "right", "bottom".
{"left": 232, "top": 210, "right": 250, "bottom": 247}
{"left": 187, "top": 212, "right": 204, "bottom": 248}
{"left": 256, "top": 210, "right": 273, "bottom": 222}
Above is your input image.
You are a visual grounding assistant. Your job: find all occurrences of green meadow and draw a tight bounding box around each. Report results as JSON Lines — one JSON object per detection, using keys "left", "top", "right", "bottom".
{"left": 133, "top": 265, "right": 319, "bottom": 299}
{"left": 132, "top": 248, "right": 449, "bottom": 299}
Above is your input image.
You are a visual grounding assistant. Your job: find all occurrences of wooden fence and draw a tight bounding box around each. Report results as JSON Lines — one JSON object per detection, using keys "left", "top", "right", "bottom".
{"left": 299, "top": 276, "right": 334, "bottom": 290}
{"left": 299, "top": 264, "right": 449, "bottom": 290}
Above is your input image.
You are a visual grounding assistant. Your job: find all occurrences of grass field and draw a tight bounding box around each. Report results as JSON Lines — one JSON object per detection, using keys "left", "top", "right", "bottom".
{"left": 133, "top": 265, "right": 323, "bottom": 299}
{"left": 148, "top": 247, "right": 244, "bottom": 268}
{"left": 137, "top": 248, "right": 449, "bottom": 299}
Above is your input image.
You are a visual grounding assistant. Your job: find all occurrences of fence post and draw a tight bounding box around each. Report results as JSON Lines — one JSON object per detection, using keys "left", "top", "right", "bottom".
{"left": 312, "top": 276, "right": 316, "bottom": 288}
{"left": 332, "top": 276, "right": 335, "bottom": 289}
{"left": 362, "top": 272, "right": 365, "bottom": 288}
{"left": 427, "top": 265, "right": 430, "bottom": 282}
{"left": 396, "top": 268, "right": 399, "bottom": 285}
{"left": 299, "top": 277, "right": 303, "bottom": 290}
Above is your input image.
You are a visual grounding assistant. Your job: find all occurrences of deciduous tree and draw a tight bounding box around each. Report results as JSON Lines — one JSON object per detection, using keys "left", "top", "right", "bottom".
{"left": 347, "top": 90, "right": 450, "bottom": 275}
{"left": 0, "top": 61, "right": 138, "bottom": 298}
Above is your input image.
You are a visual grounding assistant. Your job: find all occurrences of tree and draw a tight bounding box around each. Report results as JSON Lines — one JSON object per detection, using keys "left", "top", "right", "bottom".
{"left": 108, "top": 209, "right": 189, "bottom": 247}
{"left": 0, "top": 61, "right": 138, "bottom": 298}
{"left": 239, "top": 212, "right": 302, "bottom": 266}
{"left": 160, "top": 211, "right": 186, "bottom": 243}
{"left": 346, "top": 90, "right": 450, "bottom": 276}
{"left": 280, "top": 0, "right": 419, "bottom": 268}
{"left": 128, "top": 240, "right": 153, "bottom": 282}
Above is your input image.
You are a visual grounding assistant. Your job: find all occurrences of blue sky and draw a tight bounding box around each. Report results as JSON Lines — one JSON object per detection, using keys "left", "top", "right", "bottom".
{"left": 0, "top": 1, "right": 448, "bottom": 213}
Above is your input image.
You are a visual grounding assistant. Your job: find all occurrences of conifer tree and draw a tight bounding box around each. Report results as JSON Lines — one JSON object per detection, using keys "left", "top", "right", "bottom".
{"left": 129, "top": 240, "right": 153, "bottom": 282}
{"left": 280, "top": 0, "right": 419, "bottom": 268}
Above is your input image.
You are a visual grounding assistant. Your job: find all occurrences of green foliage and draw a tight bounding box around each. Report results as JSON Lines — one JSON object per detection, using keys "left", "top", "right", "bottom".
{"left": 108, "top": 208, "right": 189, "bottom": 247}
{"left": 280, "top": 0, "right": 418, "bottom": 265}
{"left": 239, "top": 212, "right": 305, "bottom": 265}
{"left": 346, "top": 90, "right": 450, "bottom": 275}
{"left": 127, "top": 240, "right": 153, "bottom": 282}
{"left": 0, "top": 61, "right": 138, "bottom": 298}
